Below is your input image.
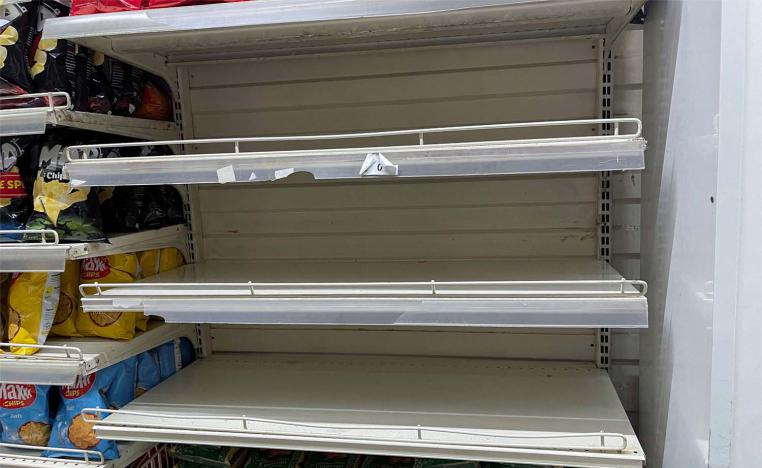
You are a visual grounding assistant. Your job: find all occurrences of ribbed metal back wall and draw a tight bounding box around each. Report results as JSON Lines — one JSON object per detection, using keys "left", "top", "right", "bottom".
{"left": 180, "top": 33, "right": 642, "bottom": 419}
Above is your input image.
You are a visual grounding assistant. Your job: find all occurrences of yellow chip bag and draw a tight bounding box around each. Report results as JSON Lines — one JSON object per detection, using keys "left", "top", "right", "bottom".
{"left": 135, "top": 248, "right": 186, "bottom": 332}
{"left": 76, "top": 254, "right": 138, "bottom": 340}
{"left": 8, "top": 272, "right": 61, "bottom": 355}
{"left": 138, "top": 247, "right": 185, "bottom": 278}
{"left": 50, "top": 261, "right": 81, "bottom": 338}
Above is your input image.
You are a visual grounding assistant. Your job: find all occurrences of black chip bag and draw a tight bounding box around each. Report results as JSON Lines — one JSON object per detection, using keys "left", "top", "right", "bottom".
{"left": 24, "top": 132, "right": 107, "bottom": 242}
{"left": 0, "top": 136, "right": 38, "bottom": 239}
{"left": 0, "top": 3, "right": 38, "bottom": 96}
{"left": 29, "top": 1, "right": 78, "bottom": 107}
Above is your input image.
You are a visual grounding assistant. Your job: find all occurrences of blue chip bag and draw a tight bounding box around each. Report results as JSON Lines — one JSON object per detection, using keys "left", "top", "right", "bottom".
{"left": 107, "top": 356, "right": 137, "bottom": 408}
{"left": 135, "top": 350, "right": 161, "bottom": 397}
{"left": 156, "top": 337, "right": 195, "bottom": 381}
{"left": 0, "top": 384, "right": 51, "bottom": 446}
{"left": 43, "top": 366, "right": 120, "bottom": 460}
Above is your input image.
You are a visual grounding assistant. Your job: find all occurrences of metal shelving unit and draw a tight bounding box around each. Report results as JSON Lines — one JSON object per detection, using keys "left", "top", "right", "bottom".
{"left": 5, "top": 2, "right": 652, "bottom": 467}
{"left": 0, "top": 92, "right": 178, "bottom": 140}
{"left": 0, "top": 225, "right": 189, "bottom": 273}
{"left": 84, "top": 353, "right": 645, "bottom": 468}
{"left": 79, "top": 259, "right": 648, "bottom": 328}
{"left": 0, "top": 322, "right": 196, "bottom": 385}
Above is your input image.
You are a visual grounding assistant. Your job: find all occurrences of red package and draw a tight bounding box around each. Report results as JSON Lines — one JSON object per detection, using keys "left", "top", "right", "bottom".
{"left": 71, "top": 0, "right": 144, "bottom": 15}
{"left": 147, "top": 0, "right": 245, "bottom": 9}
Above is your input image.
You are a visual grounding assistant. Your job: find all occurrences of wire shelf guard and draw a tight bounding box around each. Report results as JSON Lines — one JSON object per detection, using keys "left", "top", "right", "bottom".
{"left": 62, "top": 118, "right": 646, "bottom": 186}
{"left": 81, "top": 408, "right": 630, "bottom": 453}
{"left": 0, "top": 92, "right": 72, "bottom": 137}
{"left": 0, "top": 230, "right": 70, "bottom": 272}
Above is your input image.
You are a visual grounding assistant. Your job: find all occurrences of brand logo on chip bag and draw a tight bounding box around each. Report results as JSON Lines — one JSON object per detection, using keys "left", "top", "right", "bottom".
{"left": 81, "top": 257, "right": 110, "bottom": 280}
{"left": 0, "top": 384, "right": 36, "bottom": 408}
{"left": 61, "top": 374, "right": 95, "bottom": 399}
{"left": 0, "top": 172, "right": 25, "bottom": 198}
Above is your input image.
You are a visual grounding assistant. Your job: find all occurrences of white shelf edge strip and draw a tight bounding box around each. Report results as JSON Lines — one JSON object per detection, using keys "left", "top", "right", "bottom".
{"left": 66, "top": 118, "right": 643, "bottom": 161}
{"left": 61, "top": 118, "right": 645, "bottom": 185}
{"left": 0, "top": 442, "right": 104, "bottom": 464}
{"left": 79, "top": 279, "right": 648, "bottom": 298}
{"left": 0, "top": 92, "right": 71, "bottom": 136}
{"left": 82, "top": 408, "right": 629, "bottom": 453}
{"left": 0, "top": 229, "right": 69, "bottom": 272}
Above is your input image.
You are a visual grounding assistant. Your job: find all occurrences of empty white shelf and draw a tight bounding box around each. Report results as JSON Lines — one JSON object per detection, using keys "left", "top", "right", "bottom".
{"left": 79, "top": 258, "right": 648, "bottom": 328}
{"left": 0, "top": 441, "right": 155, "bottom": 468}
{"left": 0, "top": 92, "right": 177, "bottom": 139}
{"left": 86, "top": 353, "right": 645, "bottom": 468}
{"left": 0, "top": 225, "right": 188, "bottom": 273}
{"left": 42, "top": 0, "right": 643, "bottom": 67}
{"left": 63, "top": 119, "right": 646, "bottom": 187}
{"left": 0, "top": 322, "right": 195, "bottom": 386}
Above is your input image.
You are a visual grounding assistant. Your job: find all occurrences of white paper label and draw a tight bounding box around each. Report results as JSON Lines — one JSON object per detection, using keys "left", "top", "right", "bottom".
{"left": 112, "top": 298, "right": 143, "bottom": 309}
{"left": 274, "top": 168, "right": 295, "bottom": 180}
{"left": 216, "top": 165, "right": 236, "bottom": 184}
{"left": 69, "top": 179, "right": 86, "bottom": 186}
{"left": 248, "top": 172, "right": 257, "bottom": 181}
{"left": 359, "top": 153, "right": 399, "bottom": 176}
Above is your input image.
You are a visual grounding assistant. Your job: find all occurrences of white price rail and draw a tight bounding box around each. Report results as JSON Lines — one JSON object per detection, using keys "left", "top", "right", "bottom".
{"left": 0, "top": 92, "right": 177, "bottom": 139}
{"left": 0, "top": 225, "right": 188, "bottom": 273}
{"left": 79, "top": 258, "right": 648, "bottom": 328}
{"left": 0, "top": 322, "right": 195, "bottom": 386}
{"left": 62, "top": 118, "right": 646, "bottom": 187}
{"left": 85, "top": 353, "right": 645, "bottom": 468}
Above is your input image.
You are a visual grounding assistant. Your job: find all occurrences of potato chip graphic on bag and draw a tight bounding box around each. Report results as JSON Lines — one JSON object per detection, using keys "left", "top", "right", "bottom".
{"left": 76, "top": 254, "right": 138, "bottom": 340}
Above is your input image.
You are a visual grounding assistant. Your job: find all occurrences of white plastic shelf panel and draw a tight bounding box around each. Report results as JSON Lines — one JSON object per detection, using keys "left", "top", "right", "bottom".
{"left": 63, "top": 119, "right": 646, "bottom": 187}
{"left": 42, "top": 0, "right": 641, "bottom": 66}
{"left": 0, "top": 441, "right": 155, "bottom": 468}
{"left": 88, "top": 353, "right": 645, "bottom": 468}
{"left": 0, "top": 225, "right": 188, "bottom": 273}
{"left": 0, "top": 92, "right": 177, "bottom": 139}
{"left": 0, "top": 322, "right": 195, "bottom": 386}
{"left": 79, "top": 258, "right": 648, "bottom": 328}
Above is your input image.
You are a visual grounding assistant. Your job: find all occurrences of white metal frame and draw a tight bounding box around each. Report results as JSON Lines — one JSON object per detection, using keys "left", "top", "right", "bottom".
{"left": 0, "top": 92, "right": 71, "bottom": 136}
{"left": 0, "top": 442, "right": 103, "bottom": 465}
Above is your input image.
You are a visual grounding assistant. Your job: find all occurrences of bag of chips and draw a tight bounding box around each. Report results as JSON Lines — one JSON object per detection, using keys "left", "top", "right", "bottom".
{"left": 133, "top": 79, "right": 172, "bottom": 121}
{"left": 100, "top": 186, "right": 145, "bottom": 233}
{"left": 50, "top": 260, "right": 81, "bottom": 337}
{"left": 0, "top": 3, "right": 37, "bottom": 95}
{"left": 135, "top": 350, "right": 161, "bottom": 397}
{"left": 138, "top": 247, "right": 185, "bottom": 278}
{"left": 0, "top": 136, "right": 38, "bottom": 238}
{"left": 147, "top": 0, "right": 245, "bottom": 9}
{"left": 76, "top": 254, "right": 138, "bottom": 340}
{"left": 0, "top": 383, "right": 51, "bottom": 446}
{"left": 8, "top": 271, "right": 60, "bottom": 355}
{"left": 25, "top": 133, "right": 107, "bottom": 242}
{"left": 107, "top": 355, "right": 137, "bottom": 408}
{"left": 29, "top": 1, "right": 79, "bottom": 107}
{"left": 71, "top": 0, "right": 145, "bottom": 15}
{"left": 156, "top": 336, "right": 195, "bottom": 380}
{"left": 43, "top": 367, "right": 120, "bottom": 460}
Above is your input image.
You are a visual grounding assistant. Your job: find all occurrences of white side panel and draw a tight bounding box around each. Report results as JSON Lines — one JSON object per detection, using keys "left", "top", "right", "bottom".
{"left": 640, "top": 2, "right": 719, "bottom": 467}
{"left": 185, "top": 38, "right": 609, "bottom": 361}
{"left": 711, "top": 1, "right": 762, "bottom": 467}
